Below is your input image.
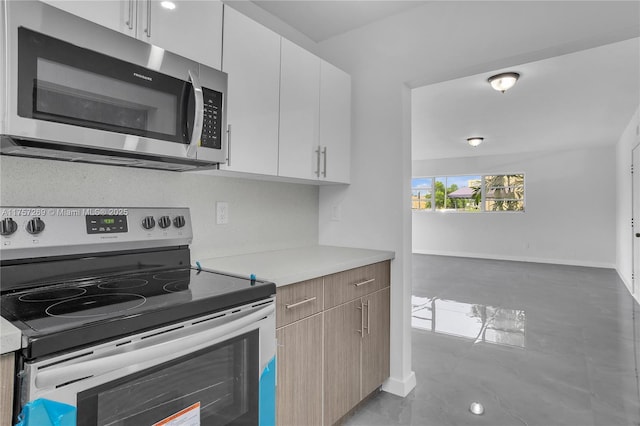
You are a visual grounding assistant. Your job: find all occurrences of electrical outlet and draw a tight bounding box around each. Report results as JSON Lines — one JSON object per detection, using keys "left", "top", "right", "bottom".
{"left": 216, "top": 202, "right": 228, "bottom": 225}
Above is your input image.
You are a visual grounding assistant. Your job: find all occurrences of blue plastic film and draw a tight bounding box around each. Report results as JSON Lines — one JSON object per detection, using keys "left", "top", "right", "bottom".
{"left": 15, "top": 399, "right": 76, "bottom": 426}
{"left": 259, "top": 356, "right": 276, "bottom": 426}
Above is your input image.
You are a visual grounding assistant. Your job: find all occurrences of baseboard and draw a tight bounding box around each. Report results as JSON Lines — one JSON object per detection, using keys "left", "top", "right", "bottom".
{"left": 381, "top": 371, "right": 416, "bottom": 397}
{"left": 412, "top": 249, "right": 615, "bottom": 269}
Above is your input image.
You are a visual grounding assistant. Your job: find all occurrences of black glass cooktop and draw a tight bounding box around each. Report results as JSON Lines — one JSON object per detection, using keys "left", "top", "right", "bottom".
{"left": 1, "top": 267, "right": 275, "bottom": 359}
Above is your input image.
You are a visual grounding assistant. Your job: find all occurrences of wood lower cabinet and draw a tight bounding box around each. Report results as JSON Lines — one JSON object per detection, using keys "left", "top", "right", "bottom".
{"left": 324, "top": 300, "right": 362, "bottom": 425}
{"left": 1, "top": 352, "right": 15, "bottom": 426}
{"left": 361, "top": 287, "right": 391, "bottom": 397}
{"left": 275, "top": 260, "right": 391, "bottom": 426}
{"left": 324, "top": 288, "right": 390, "bottom": 425}
{"left": 276, "top": 314, "right": 323, "bottom": 426}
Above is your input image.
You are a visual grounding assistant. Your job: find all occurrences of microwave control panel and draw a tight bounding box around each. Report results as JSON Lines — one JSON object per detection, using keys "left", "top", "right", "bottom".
{"left": 200, "top": 88, "right": 223, "bottom": 150}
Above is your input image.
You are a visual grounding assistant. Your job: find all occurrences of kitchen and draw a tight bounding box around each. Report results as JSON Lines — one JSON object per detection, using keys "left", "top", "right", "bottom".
{"left": 1, "top": 1, "right": 639, "bottom": 425}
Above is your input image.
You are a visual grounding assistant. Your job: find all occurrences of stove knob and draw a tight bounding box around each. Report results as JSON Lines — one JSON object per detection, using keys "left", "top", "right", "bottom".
{"left": 158, "top": 216, "right": 171, "bottom": 229}
{"left": 142, "top": 216, "right": 156, "bottom": 230}
{"left": 173, "top": 215, "right": 186, "bottom": 228}
{"left": 0, "top": 218, "right": 18, "bottom": 236}
{"left": 26, "top": 217, "right": 45, "bottom": 235}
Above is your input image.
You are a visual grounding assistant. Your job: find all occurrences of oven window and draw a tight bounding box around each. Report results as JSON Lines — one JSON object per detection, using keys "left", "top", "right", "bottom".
{"left": 77, "top": 331, "right": 258, "bottom": 426}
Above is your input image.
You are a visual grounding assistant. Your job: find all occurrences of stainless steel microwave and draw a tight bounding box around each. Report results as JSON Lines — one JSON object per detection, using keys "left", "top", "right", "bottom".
{"left": 0, "top": 1, "right": 227, "bottom": 171}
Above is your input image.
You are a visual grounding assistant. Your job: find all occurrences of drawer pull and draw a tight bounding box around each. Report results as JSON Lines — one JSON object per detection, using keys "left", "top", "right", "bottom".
{"left": 285, "top": 297, "right": 317, "bottom": 310}
{"left": 353, "top": 278, "right": 375, "bottom": 288}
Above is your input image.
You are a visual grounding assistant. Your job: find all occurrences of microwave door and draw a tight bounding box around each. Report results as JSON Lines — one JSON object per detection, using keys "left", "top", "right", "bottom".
{"left": 15, "top": 27, "right": 192, "bottom": 158}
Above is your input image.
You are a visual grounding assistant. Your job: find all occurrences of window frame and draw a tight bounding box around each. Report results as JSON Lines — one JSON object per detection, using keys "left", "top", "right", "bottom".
{"left": 411, "top": 173, "right": 526, "bottom": 213}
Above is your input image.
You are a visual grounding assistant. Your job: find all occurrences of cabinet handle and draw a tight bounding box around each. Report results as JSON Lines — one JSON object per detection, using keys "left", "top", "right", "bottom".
{"left": 285, "top": 297, "right": 316, "bottom": 310}
{"left": 322, "top": 146, "right": 327, "bottom": 178}
{"left": 353, "top": 278, "right": 375, "bottom": 288}
{"left": 125, "top": 0, "right": 134, "bottom": 30}
{"left": 315, "top": 146, "right": 321, "bottom": 177}
{"left": 226, "top": 124, "right": 232, "bottom": 166}
{"left": 144, "top": 0, "right": 151, "bottom": 37}
{"left": 357, "top": 303, "right": 364, "bottom": 335}
{"left": 366, "top": 300, "right": 370, "bottom": 335}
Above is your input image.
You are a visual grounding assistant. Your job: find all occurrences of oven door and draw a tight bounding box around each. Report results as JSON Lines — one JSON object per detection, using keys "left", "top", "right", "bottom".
{"left": 20, "top": 302, "right": 275, "bottom": 426}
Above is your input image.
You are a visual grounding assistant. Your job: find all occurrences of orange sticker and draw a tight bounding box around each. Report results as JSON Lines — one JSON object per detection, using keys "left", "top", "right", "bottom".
{"left": 152, "top": 402, "right": 200, "bottom": 426}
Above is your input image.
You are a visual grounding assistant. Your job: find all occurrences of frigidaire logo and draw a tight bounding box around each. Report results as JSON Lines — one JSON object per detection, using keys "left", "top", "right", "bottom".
{"left": 133, "top": 72, "right": 152, "bottom": 81}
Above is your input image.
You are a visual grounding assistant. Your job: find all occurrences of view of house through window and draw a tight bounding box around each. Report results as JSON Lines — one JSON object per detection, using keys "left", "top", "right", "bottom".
{"left": 412, "top": 174, "right": 525, "bottom": 212}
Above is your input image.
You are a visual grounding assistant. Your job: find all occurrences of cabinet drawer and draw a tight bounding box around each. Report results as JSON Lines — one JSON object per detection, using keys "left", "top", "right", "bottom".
{"left": 276, "top": 278, "right": 324, "bottom": 328}
{"left": 324, "top": 261, "right": 390, "bottom": 309}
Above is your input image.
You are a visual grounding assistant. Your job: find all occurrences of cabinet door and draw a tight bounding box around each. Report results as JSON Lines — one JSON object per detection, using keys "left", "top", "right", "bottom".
{"left": 221, "top": 7, "right": 281, "bottom": 175}
{"left": 0, "top": 353, "right": 15, "bottom": 426}
{"left": 276, "top": 314, "right": 323, "bottom": 426}
{"left": 319, "top": 61, "right": 351, "bottom": 184}
{"left": 40, "top": 0, "right": 136, "bottom": 36}
{"left": 138, "top": 0, "right": 223, "bottom": 69}
{"left": 324, "top": 300, "right": 361, "bottom": 425}
{"left": 278, "top": 39, "right": 321, "bottom": 181}
{"left": 361, "top": 287, "right": 391, "bottom": 397}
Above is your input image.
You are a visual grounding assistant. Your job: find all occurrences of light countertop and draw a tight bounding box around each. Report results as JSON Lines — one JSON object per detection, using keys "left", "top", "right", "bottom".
{"left": 1, "top": 317, "right": 21, "bottom": 354}
{"left": 195, "top": 245, "right": 395, "bottom": 286}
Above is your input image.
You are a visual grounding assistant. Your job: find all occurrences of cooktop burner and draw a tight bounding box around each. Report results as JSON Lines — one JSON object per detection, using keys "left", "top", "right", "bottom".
{"left": 46, "top": 294, "right": 147, "bottom": 318}
{"left": 18, "top": 287, "right": 87, "bottom": 302}
{"left": 97, "top": 278, "right": 148, "bottom": 290}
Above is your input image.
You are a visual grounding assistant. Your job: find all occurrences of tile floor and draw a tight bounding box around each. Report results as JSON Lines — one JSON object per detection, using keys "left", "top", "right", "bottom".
{"left": 344, "top": 254, "right": 640, "bottom": 426}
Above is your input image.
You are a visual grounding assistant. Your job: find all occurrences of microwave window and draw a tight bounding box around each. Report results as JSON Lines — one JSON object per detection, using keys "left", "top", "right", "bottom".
{"left": 35, "top": 58, "right": 177, "bottom": 136}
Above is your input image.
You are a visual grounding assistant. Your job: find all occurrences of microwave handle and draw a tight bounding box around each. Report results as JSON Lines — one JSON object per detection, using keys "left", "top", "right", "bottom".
{"left": 35, "top": 304, "right": 274, "bottom": 389}
{"left": 186, "top": 70, "right": 204, "bottom": 158}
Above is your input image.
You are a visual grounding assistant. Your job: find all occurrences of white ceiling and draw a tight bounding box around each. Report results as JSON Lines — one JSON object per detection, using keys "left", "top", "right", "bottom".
{"left": 412, "top": 38, "right": 640, "bottom": 160}
{"left": 251, "top": 1, "right": 427, "bottom": 42}
{"left": 241, "top": 1, "right": 640, "bottom": 161}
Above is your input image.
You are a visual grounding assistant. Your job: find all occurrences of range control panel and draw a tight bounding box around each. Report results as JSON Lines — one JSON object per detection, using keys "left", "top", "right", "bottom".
{"left": 0, "top": 207, "right": 192, "bottom": 261}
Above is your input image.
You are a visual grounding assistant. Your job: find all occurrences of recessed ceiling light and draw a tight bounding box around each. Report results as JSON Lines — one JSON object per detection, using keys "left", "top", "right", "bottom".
{"left": 467, "top": 137, "right": 484, "bottom": 147}
{"left": 488, "top": 72, "right": 520, "bottom": 93}
{"left": 161, "top": 1, "right": 176, "bottom": 10}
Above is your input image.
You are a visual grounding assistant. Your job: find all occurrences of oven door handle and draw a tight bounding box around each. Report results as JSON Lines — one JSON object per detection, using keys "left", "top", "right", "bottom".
{"left": 35, "top": 304, "right": 274, "bottom": 389}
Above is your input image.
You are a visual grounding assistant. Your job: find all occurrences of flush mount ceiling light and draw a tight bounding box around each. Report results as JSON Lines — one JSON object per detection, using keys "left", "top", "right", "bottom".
{"left": 488, "top": 72, "right": 520, "bottom": 93}
{"left": 161, "top": 1, "right": 176, "bottom": 10}
{"left": 467, "top": 137, "right": 484, "bottom": 147}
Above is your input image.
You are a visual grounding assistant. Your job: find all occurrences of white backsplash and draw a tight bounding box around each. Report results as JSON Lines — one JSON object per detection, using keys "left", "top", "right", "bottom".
{"left": 0, "top": 156, "right": 319, "bottom": 260}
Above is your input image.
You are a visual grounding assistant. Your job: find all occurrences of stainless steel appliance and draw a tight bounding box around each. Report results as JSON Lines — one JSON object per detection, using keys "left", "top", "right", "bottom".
{"left": 0, "top": 207, "right": 276, "bottom": 425}
{"left": 0, "top": 1, "right": 227, "bottom": 171}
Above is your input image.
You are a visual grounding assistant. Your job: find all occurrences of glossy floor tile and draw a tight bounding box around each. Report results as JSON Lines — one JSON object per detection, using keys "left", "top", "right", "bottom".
{"left": 344, "top": 255, "right": 640, "bottom": 426}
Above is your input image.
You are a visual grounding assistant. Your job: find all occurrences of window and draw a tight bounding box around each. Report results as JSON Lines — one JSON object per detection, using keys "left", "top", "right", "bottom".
{"left": 412, "top": 174, "right": 525, "bottom": 212}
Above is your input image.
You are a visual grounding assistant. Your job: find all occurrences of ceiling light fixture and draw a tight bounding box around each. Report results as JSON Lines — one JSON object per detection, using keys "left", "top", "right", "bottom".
{"left": 161, "top": 1, "right": 176, "bottom": 10}
{"left": 467, "top": 137, "right": 484, "bottom": 147}
{"left": 488, "top": 72, "right": 520, "bottom": 93}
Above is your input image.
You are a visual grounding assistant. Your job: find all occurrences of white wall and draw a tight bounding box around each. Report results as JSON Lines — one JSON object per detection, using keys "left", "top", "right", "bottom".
{"left": 0, "top": 156, "right": 319, "bottom": 260}
{"left": 616, "top": 106, "right": 640, "bottom": 302}
{"left": 413, "top": 146, "right": 617, "bottom": 268}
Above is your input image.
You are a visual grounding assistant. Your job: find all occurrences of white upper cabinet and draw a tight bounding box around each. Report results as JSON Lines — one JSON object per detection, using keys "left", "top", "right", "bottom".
{"left": 319, "top": 61, "right": 351, "bottom": 184}
{"left": 220, "top": 7, "right": 281, "bottom": 175}
{"left": 139, "top": 1, "right": 222, "bottom": 70}
{"left": 40, "top": 1, "right": 137, "bottom": 36}
{"left": 40, "top": 0, "right": 223, "bottom": 69}
{"left": 278, "top": 39, "right": 321, "bottom": 181}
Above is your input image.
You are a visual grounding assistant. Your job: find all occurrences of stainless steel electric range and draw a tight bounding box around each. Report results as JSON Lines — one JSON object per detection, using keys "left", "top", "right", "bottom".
{"left": 0, "top": 207, "right": 276, "bottom": 426}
